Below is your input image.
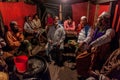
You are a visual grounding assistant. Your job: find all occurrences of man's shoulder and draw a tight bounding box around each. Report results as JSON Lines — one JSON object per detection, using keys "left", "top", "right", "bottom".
{"left": 85, "top": 25, "right": 91, "bottom": 27}
{"left": 7, "top": 31, "right": 12, "bottom": 34}
{"left": 6, "top": 31, "right": 13, "bottom": 36}
{"left": 58, "top": 24, "right": 64, "bottom": 28}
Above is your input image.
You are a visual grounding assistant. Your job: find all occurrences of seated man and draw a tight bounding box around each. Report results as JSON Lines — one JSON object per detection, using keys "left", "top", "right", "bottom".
{"left": 76, "top": 12, "right": 115, "bottom": 79}
{"left": 5, "top": 21, "right": 32, "bottom": 56}
{"left": 64, "top": 17, "right": 76, "bottom": 31}
{"left": 46, "top": 16, "right": 65, "bottom": 66}
{"left": 77, "top": 16, "right": 94, "bottom": 54}
{"left": 0, "top": 34, "right": 15, "bottom": 72}
{"left": 45, "top": 13, "right": 54, "bottom": 33}
{"left": 64, "top": 17, "right": 77, "bottom": 44}
{"left": 32, "top": 14, "right": 42, "bottom": 30}
{"left": 32, "top": 14, "right": 47, "bottom": 43}
{"left": 88, "top": 12, "right": 115, "bottom": 71}
{"left": 24, "top": 16, "right": 46, "bottom": 44}
{"left": 0, "top": 36, "right": 7, "bottom": 71}
{"left": 24, "top": 16, "right": 37, "bottom": 37}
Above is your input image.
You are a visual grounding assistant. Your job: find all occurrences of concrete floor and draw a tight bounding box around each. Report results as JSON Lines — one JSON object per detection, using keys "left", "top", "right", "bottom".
{"left": 32, "top": 43, "right": 78, "bottom": 80}
{"left": 49, "top": 62, "right": 78, "bottom": 80}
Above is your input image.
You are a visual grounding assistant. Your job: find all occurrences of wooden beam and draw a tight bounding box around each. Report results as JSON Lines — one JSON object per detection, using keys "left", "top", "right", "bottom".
{"left": 44, "top": 5, "right": 59, "bottom": 10}
{"left": 96, "top": 0, "right": 117, "bottom": 4}
{"left": 44, "top": 3, "right": 59, "bottom": 7}
{"left": 19, "top": 0, "right": 24, "bottom": 1}
{"left": 109, "top": 1, "right": 117, "bottom": 28}
{"left": 116, "top": 16, "right": 120, "bottom": 32}
{"left": 112, "top": 5, "right": 118, "bottom": 28}
{"left": 59, "top": 3, "right": 62, "bottom": 20}
{"left": 87, "top": 1, "right": 90, "bottom": 22}
{"left": 94, "top": 4, "right": 99, "bottom": 27}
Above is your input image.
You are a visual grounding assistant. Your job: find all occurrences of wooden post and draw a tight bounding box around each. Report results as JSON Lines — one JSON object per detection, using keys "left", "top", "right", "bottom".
{"left": 116, "top": 16, "right": 120, "bottom": 32}
{"left": 96, "top": 0, "right": 117, "bottom": 4}
{"left": 59, "top": 3, "right": 62, "bottom": 20}
{"left": 87, "top": 1, "right": 90, "bottom": 22}
{"left": 19, "top": 0, "right": 24, "bottom": 2}
{"left": 94, "top": 4, "right": 99, "bottom": 26}
{"left": 112, "top": 4, "right": 118, "bottom": 28}
{"left": 109, "top": 1, "right": 117, "bottom": 28}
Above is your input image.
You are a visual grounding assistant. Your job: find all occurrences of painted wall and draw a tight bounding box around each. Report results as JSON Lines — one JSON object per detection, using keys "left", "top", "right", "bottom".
{"left": 0, "top": 2, "right": 36, "bottom": 29}
{"left": 72, "top": 2, "right": 88, "bottom": 26}
{"left": 72, "top": 2, "right": 109, "bottom": 27}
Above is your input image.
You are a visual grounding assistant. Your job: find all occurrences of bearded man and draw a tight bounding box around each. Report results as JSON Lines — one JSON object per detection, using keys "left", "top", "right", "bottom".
{"left": 76, "top": 12, "right": 115, "bottom": 79}
{"left": 5, "top": 21, "right": 32, "bottom": 56}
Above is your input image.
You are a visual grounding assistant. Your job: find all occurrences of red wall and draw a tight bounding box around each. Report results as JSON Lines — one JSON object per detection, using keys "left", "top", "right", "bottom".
{"left": 118, "top": 0, "right": 120, "bottom": 16}
{"left": 72, "top": 2, "right": 88, "bottom": 26}
{"left": 98, "top": 4, "right": 109, "bottom": 16}
{"left": 0, "top": 2, "right": 36, "bottom": 29}
{"left": 88, "top": 3, "right": 96, "bottom": 26}
{"left": 72, "top": 2, "right": 109, "bottom": 27}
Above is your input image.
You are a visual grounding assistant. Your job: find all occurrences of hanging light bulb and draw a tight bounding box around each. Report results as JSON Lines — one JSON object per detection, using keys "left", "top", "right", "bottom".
{"left": 61, "top": 0, "right": 68, "bottom": 3}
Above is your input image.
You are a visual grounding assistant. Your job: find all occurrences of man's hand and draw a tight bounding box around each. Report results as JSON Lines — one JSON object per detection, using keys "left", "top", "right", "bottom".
{"left": 87, "top": 45, "right": 97, "bottom": 53}
{"left": 78, "top": 42, "right": 85, "bottom": 48}
{"left": 91, "top": 46, "right": 97, "bottom": 53}
{"left": 57, "top": 42, "right": 60, "bottom": 47}
{"left": 48, "top": 40, "right": 53, "bottom": 44}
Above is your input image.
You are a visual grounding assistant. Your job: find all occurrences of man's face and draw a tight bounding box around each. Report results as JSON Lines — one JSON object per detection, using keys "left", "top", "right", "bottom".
{"left": 95, "top": 16, "right": 105, "bottom": 27}
{"left": 47, "top": 14, "right": 51, "bottom": 18}
{"left": 35, "top": 15, "right": 38, "bottom": 19}
{"left": 28, "top": 17, "right": 32, "bottom": 21}
{"left": 54, "top": 17, "right": 59, "bottom": 25}
{"left": 12, "top": 23, "right": 19, "bottom": 33}
{"left": 80, "top": 18, "right": 87, "bottom": 25}
{"left": 68, "top": 19, "right": 72, "bottom": 23}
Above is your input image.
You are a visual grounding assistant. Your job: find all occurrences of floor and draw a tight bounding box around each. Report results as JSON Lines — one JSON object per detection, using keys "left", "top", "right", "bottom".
{"left": 32, "top": 43, "right": 78, "bottom": 80}
{"left": 49, "top": 62, "right": 78, "bottom": 80}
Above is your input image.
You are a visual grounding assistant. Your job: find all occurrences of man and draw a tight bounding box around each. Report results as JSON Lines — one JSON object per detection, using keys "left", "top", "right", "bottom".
{"left": 24, "top": 16, "right": 46, "bottom": 44}
{"left": 0, "top": 36, "right": 7, "bottom": 71}
{"left": 76, "top": 12, "right": 115, "bottom": 79}
{"left": 32, "top": 14, "right": 42, "bottom": 29}
{"left": 46, "top": 16, "right": 65, "bottom": 66}
{"left": 77, "top": 16, "right": 94, "bottom": 53}
{"left": 24, "top": 16, "right": 37, "bottom": 36}
{"left": 88, "top": 12, "right": 115, "bottom": 70}
{"left": 5, "top": 21, "right": 32, "bottom": 56}
{"left": 64, "top": 17, "right": 76, "bottom": 31}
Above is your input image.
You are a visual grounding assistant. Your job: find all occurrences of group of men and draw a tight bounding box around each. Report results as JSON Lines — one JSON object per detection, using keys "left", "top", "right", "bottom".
{"left": 0, "top": 11, "right": 117, "bottom": 79}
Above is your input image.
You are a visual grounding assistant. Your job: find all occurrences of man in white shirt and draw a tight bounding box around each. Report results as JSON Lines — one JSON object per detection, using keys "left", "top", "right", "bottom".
{"left": 77, "top": 16, "right": 93, "bottom": 53}
{"left": 46, "top": 16, "right": 65, "bottom": 66}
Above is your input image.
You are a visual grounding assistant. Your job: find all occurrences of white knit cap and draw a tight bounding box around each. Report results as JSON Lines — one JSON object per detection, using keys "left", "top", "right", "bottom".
{"left": 99, "top": 11, "right": 110, "bottom": 19}
{"left": 81, "top": 16, "right": 87, "bottom": 20}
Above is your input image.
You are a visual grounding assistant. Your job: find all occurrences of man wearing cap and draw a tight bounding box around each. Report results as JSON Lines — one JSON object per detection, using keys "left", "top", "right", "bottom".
{"left": 5, "top": 21, "right": 32, "bottom": 56}
{"left": 76, "top": 12, "right": 115, "bottom": 79}
{"left": 88, "top": 12, "right": 115, "bottom": 70}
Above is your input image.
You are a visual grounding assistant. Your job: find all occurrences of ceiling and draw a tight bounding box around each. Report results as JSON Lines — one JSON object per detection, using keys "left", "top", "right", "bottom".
{"left": 33, "top": 0, "right": 118, "bottom": 4}
{"left": 33, "top": 0, "right": 90, "bottom": 4}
